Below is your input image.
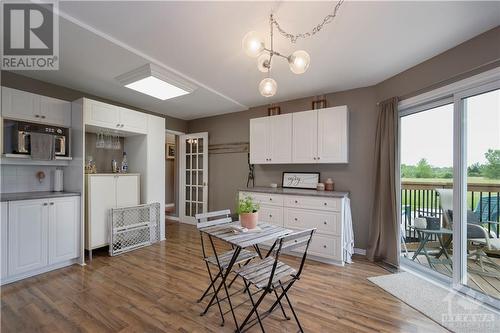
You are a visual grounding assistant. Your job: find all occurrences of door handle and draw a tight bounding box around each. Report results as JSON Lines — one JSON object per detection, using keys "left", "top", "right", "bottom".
{"left": 49, "top": 202, "right": 54, "bottom": 205}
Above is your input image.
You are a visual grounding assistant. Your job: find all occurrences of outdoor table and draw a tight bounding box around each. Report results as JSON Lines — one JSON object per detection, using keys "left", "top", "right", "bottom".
{"left": 198, "top": 221, "right": 292, "bottom": 330}
{"left": 410, "top": 226, "right": 453, "bottom": 269}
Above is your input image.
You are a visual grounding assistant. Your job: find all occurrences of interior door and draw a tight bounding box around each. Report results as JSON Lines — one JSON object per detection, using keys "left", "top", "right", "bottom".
{"left": 180, "top": 132, "right": 208, "bottom": 224}
{"left": 292, "top": 110, "right": 318, "bottom": 163}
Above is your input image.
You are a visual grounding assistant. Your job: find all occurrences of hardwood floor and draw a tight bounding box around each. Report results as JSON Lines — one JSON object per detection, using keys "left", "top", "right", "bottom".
{"left": 1, "top": 221, "right": 448, "bottom": 333}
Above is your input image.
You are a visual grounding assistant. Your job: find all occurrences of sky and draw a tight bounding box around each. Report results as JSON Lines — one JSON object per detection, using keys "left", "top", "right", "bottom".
{"left": 401, "top": 88, "right": 500, "bottom": 167}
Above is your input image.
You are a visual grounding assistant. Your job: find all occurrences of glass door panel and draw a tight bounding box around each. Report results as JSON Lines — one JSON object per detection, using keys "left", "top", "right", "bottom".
{"left": 180, "top": 132, "right": 209, "bottom": 223}
{"left": 463, "top": 88, "right": 500, "bottom": 299}
{"left": 400, "top": 102, "right": 454, "bottom": 278}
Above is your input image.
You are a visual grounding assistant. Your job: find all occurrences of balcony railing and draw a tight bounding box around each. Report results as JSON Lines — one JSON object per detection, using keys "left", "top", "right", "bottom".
{"left": 401, "top": 180, "right": 500, "bottom": 242}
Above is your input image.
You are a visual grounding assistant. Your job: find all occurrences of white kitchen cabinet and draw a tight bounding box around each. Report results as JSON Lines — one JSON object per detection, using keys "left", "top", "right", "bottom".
{"left": 249, "top": 114, "right": 292, "bottom": 164}
{"left": 292, "top": 110, "right": 318, "bottom": 163}
{"left": 83, "top": 99, "right": 148, "bottom": 134}
{"left": 317, "top": 106, "right": 348, "bottom": 163}
{"left": 1, "top": 202, "right": 8, "bottom": 281}
{"left": 250, "top": 106, "right": 349, "bottom": 164}
{"left": 40, "top": 95, "right": 72, "bottom": 127}
{"left": 1, "top": 87, "right": 71, "bottom": 127}
{"left": 85, "top": 174, "right": 140, "bottom": 250}
{"left": 1, "top": 196, "right": 80, "bottom": 285}
{"left": 48, "top": 197, "right": 79, "bottom": 264}
{"left": 249, "top": 117, "right": 270, "bottom": 164}
{"left": 8, "top": 199, "right": 49, "bottom": 276}
{"left": 240, "top": 189, "right": 347, "bottom": 265}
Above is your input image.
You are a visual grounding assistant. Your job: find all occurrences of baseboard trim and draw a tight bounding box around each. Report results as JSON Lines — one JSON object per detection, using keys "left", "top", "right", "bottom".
{"left": 354, "top": 248, "right": 366, "bottom": 255}
{"left": 167, "top": 216, "right": 180, "bottom": 221}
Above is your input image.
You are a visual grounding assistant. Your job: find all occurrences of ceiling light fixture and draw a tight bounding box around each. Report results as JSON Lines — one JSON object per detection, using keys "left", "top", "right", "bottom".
{"left": 243, "top": 1, "right": 344, "bottom": 97}
{"left": 116, "top": 64, "right": 197, "bottom": 101}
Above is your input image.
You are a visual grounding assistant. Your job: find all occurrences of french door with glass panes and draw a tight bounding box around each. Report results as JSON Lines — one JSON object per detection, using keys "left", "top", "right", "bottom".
{"left": 180, "top": 132, "right": 208, "bottom": 224}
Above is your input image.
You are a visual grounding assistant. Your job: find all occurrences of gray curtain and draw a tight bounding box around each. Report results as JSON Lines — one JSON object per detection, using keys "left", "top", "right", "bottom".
{"left": 367, "top": 97, "right": 399, "bottom": 266}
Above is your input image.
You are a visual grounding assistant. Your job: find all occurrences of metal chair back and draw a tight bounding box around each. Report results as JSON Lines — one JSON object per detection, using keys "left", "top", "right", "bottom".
{"left": 195, "top": 209, "right": 232, "bottom": 229}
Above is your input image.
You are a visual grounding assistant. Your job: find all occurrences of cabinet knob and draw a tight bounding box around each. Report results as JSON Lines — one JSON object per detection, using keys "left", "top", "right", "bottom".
{"left": 323, "top": 245, "right": 327, "bottom": 248}
{"left": 294, "top": 218, "right": 298, "bottom": 221}
{"left": 35, "top": 114, "right": 40, "bottom": 118}
{"left": 41, "top": 115, "right": 46, "bottom": 119}
{"left": 317, "top": 157, "right": 320, "bottom": 160}
{"left": 294, "top": 200, "right": 298, "bottom": 204}
{"left": 324, "top": 221, "right": 327, "bottom": 225}
{"left": 120, "top": 124, "right": 124, "bottom": 128}
{"left": 313, "top": 157, "right": 317, "bottom": 160}
{"left": 43, "top": 203, "right": 48, "bottom": 206}
{"left": 269, "top": 214, "right": 272, "bottom": 218}
{"left": 324, "top": 202, "right": 327, "bottom": 206}
{"left": 269, "top": 198, "right": 272, "bottom": 201}
{"left": 50, "top": 202, "right": 54, "bottom": 205}
{"left": 116, "top": 124, "right": 120, "bottom": 127}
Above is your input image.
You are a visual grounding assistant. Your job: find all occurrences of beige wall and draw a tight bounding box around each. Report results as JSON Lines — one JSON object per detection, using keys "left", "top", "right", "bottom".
{"left": 0, "top": 71, "right": 188, "bottom": 133}
{"left": 188, "top": 26, "right": 500, "bottom": 250}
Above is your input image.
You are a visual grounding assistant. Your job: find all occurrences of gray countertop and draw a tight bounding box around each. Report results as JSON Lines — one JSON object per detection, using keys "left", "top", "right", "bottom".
{"left": 239, "top": 186, "right": 349, "bottom": 198}
{"left": 1, "top": 191, "right": 81, "bottom": 202}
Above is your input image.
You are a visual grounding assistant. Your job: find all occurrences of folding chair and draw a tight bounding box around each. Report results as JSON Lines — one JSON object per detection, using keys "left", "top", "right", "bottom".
{"left": 235, "top": 228, "right": 316, "bottom": 333}
{"left": 195, "top": 210, "right": 258, "bottom": 325}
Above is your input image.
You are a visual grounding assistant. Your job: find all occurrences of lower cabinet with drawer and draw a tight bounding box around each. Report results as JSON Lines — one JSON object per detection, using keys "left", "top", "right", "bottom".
{"left": 240, "top": 190, "right": 347, "bottom": 265}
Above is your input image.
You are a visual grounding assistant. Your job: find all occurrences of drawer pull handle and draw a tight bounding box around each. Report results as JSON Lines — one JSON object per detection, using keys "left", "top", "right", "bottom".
{"left": 43, "top": 203, "right": 48, "bottom": 206}
{"left": 269, "top": 198, "right": 272, "bottom": 201}
{"left": 324, "top": 202, "right": 327, "bottom": 206}
{"left": 294, "top": 218, "right": 298, "bottom": 221}
{"left": 323, "top": 221, "right": 327, "bottom": 225}
{"left": 323, "top": 245, "right": 327, "bottom": 248}
{"left": 49, "top": 202, "right": 54, "bottom": 205}
{"left": 294, "top": 200, "right": 298, "bottom": 204}
{"left": 294, "top": 240, "right": 298, "bottom": 243}
{"left": 269, "top": 214, "right": 272, "bottom": 218}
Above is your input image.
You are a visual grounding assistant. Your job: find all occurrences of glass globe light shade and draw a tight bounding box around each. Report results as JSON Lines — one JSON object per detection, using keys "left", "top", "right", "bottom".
{"left": 288, "top": 50, "right": 310, "bottom": 74}
{"left": 257, "top": 54, "right": 271, "bottom": 73}
{"left": 242, "top": 31, "right": 265, "bottom": 57}
{"left": 259, "top": 78, "right": 277, "bottom": 97}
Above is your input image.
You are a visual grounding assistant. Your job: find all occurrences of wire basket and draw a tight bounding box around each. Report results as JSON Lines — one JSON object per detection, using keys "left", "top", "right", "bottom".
{"left": 109, "top": 203, "right": 160, "bottom": 256}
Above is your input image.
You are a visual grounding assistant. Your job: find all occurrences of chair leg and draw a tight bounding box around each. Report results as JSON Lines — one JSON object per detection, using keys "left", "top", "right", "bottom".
{"left": 244, "top": 281, "right": 266, "bottom": 333}
{"left": 273, "top": 288, "right": 290, "bottom": 320}
{"left": 197, "top": 267, "right": 222, "bottom": 303}
{"left": 200, "top": 262, "right": 225, "bottom": 326}
{"left": 237, "top": 289, "right": 268, "bottom": 333}
{"left": 283, "top": 287, "right": 304, "bottom": 333}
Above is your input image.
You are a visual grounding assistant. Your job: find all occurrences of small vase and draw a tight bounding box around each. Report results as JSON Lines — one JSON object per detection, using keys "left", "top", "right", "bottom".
{"left": 240, "top": 212, "right": 258, "bottom": 229}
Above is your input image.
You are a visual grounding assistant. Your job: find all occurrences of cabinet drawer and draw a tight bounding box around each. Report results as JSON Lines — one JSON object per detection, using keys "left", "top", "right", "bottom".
{"left": 259, "top": 205, "right": 283, "bottom": 226}
{"left": 284, "top": 195, "right": 341, "bottom": 212}
{"left": 240, "top": 192, "right": 283, "bottom": 207}
{"left": 307, "top": 234, "right": 342, "bottom": 261}
{"left": 284, "top": 208, "right": 341, "bottom": 236}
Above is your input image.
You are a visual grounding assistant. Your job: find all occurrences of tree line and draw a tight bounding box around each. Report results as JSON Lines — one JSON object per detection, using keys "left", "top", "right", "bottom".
{"left": 402, "top": 149, "right": 500, "bottom": 179}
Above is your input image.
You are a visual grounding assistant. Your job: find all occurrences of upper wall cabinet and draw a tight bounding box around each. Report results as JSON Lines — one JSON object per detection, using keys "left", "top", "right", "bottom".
{"left": 83, "top": 99, "right": 148, "bottom": 134}
{"left": 1, "top": 87, "right": 71, "bottom": 127}
{"left": 250, "top": 114, "right": 292, "bottom": 164}
{"left": 250, "top": 106, "right": 349, "bottom": 164}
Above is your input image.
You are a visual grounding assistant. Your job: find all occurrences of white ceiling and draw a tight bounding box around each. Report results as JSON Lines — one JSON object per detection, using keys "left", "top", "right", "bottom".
{"left": 14, "top": 1, "right": 500, "bottom": 120}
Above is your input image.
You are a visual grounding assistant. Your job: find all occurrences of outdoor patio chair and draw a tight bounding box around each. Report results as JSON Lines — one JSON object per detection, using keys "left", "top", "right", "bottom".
{"left": 195, "top": 210, "right": 258, "bottom": 325}
{"left": 234, "top": 228, "right": 316, "bottom": 333}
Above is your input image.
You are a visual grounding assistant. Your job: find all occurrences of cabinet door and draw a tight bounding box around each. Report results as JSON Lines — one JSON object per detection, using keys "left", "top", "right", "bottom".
{"left": 250, "top": 117, "right": 270, "bottom": 164}
{"left": 292, "top": 110, "right": 318, "bottom": 163}
{"left": 48, "top": 197, "right": 79, "bottom": 264}
{"left": 8, "top": 200, "right": 48, "bottom": 276}
{"left": 269, "top": 114, "right": 292, "bottom": 163}
{"left": 40, "top": 96, "right": 71, "bottom": 127}
{"left": 116, "top": 175, "right": 140, "bottom": 207}
{"left": 84, "top": 99, "right": 120, "bottom": 129}
{"left": 1, "top": 87, "right": 40, "bottom": 122}
{"left": 119, "top": 107, "right": 148, "bottom": 134}
{"left": 1, "top": 202, "right": 8, "bottom": 280}
{"left": 317, "top": 106, "right": 349, "bottom": 163}
{"left": 88, "top": 176, "right": 116, "bottom": 249}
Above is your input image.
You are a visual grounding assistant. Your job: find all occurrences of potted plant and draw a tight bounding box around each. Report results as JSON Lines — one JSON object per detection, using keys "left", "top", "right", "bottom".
{"left": 237, "top": 195, "right": 260, "bottom": 229}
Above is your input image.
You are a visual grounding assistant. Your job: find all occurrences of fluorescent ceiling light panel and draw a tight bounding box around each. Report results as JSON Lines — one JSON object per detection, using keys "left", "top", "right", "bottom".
{"left": 116, "top": 64, "right": 196, "bottom": 101}
{"left": 125, "top": 76, "right": 189, "bottom": 100}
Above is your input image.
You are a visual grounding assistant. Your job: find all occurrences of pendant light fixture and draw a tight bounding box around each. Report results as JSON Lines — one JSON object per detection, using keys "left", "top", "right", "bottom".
{"left": 242, "top": 1, "right": 344, "bottom": 97}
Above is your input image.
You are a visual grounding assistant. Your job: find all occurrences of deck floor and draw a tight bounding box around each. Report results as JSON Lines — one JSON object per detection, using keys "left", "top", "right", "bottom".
{"left": 404, "top": 243, "right": 500, "bottom": 299}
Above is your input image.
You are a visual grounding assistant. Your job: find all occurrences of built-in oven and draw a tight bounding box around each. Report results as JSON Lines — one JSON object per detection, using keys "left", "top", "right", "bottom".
{"left": 3, "top": 120, "right": 70, "bottom": 157}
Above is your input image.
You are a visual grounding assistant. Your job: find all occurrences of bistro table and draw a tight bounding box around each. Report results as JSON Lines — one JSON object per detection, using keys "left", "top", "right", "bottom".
{"left": 198, "top": 221, "right": 292, "bottom": 330}
{"left": 410, "top": 226, "right": 453, "bottom": 269}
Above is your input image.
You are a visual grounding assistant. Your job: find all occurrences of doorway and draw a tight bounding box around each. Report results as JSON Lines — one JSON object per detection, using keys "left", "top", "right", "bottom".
{"left": 165, "top": 130, "right": 183, "bottom": 220}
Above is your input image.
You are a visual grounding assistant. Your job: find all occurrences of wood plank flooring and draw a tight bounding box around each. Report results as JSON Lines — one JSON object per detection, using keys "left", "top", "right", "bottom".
{"left": 1, "top": 221, "right": 448, "bottom": 333}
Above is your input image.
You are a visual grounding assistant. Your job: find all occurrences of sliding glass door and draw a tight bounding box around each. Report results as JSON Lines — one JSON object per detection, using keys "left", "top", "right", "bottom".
{"left": 399, "top": 74, "right": 500, "bottom": 307}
